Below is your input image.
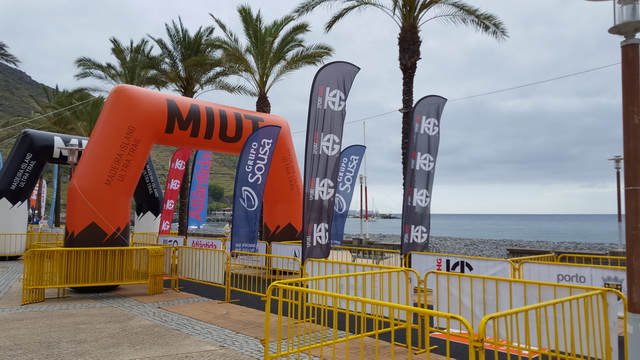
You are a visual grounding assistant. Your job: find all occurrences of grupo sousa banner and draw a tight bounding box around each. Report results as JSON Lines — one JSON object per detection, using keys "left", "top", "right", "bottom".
{"left": 159, "top": 148, "right": 193, "bottom": 235}
{"left": 230, "top": 125, "right": 281, "bottom": 253}
{"left": 330, "top": 145, "right": 366, "bottom": 246}
{"left": 401, "top": 95, "right": 447, "bottom": 255}
{"left": 302, "top": 61, "right": 360, "bottom": 262}
{"left": 188, "top": 150, "right": 213, "bottom": 228}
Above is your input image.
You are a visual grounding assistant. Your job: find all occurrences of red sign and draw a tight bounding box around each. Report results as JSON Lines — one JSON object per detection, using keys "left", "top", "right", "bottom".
{"left": 159, "top": 148, "right": 192, "bottom": 234}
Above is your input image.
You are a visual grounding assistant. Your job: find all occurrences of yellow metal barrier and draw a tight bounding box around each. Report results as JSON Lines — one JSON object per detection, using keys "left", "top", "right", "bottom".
{"left": 22, "top": 246, "right": 165, "bottom": 305}
{"left": 508, "top": 253, "right": 556, "bottom": 278}
{"left": 264, "top": 269, "right": 475, "bottom": 359}
{"left": 172, "top": 246, "right": 230, "bottom": 300}
{"left": 558, "top": 253, "right": 626, "bottom": 267}
{"left": 131, "top": 232, "right": 159, "bottom": 245}
{"left": 425, "top": 271, "right": 626, "bottom": 359}
{"left": 0, "top": 233, "right": 28, "bottom": 257}
{"left": 228, "top": 251, "right": 302, "bottom": 298}
{"left": 478, "top": 290, "right": 615, "bottom": 360}
{"left": 329, "top": 245, "right": 403, "bottom": 267}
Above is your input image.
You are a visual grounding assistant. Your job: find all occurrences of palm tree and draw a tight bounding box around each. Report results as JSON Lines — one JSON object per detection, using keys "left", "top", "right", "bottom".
{"left": 293, "top": 0, "right": 508, "bottom": 177}
{"left": 74, "top": 37, "right": 162, "bottom": 92}
{"left": 211, "top": 4, "right": 333, "bottom": 113}
{"left": 0, "top": 41, "right": 20, "bottom": 67}
{"left": 149, "top": 17, "right": 242, "bottom": 236}
{"left": 148, "top": 17, "right": 242, "bottom": 98}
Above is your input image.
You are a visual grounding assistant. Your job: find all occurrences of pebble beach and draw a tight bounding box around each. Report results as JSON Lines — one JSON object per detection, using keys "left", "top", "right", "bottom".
{"left": 349, "top": 233, "right": 623, "bottom": 259}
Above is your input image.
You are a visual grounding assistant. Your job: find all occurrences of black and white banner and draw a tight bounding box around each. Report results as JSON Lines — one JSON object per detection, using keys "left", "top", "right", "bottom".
{"left": 401, "top": 95, "right": 447, "bottom": 255}
{"left": 302, "top": 61, "right": 360, "bottom": 262}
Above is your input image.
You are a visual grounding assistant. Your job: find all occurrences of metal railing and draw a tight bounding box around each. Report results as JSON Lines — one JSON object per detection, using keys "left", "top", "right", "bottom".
{"left": 557, "top": 253, "right": 626, "bottom": 267}
{"left": 263, "top": 269, "right": 473, "bottom": 359}
{"left": 22, "top": 246, "right": 165, "bottom": 305}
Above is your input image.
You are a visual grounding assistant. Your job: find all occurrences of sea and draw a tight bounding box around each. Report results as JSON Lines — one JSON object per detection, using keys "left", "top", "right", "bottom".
{"left": 346, "top": 214, "right": 624, "bottom": 244}
{"left": 192, "top": 214, "right": 624, "bottom": 245}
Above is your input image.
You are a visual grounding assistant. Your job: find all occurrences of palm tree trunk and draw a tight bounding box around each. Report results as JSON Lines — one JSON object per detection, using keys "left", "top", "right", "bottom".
{"left": 256, "top": 93, "right": 271, "bottom": 114}
{"left": 398, "top": 24, "right": 422, "bottom": 188}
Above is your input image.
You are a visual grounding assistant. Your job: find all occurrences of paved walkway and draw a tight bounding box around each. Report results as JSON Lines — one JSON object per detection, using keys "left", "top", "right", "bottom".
{"left": 0, "top": 260, "right": 266, "bottom": 360}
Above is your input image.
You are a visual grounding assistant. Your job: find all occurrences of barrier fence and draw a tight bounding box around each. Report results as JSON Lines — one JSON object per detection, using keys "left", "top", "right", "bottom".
{"left": 22, "top": 246, "right": 165, "bottom": 305}
{"left": 478, "top": 290, "right": 615, "bottom": 360}
{"left": 263, "top": 269, "right": 473, "bottom": 359}
{"left": 424, "top": 271, "right": 625, "bottom": 359}
{"left": 16, "top": 234, "right": 626, "bottom": 359}
{"left": 558, "top": 253, "right": 626, "bottom": 267}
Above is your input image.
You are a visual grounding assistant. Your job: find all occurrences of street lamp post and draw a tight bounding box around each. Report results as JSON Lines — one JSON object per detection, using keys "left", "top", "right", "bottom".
{"left": 586, "top": 0, "right": 640, "bottom": 356}
{"left": 609, "top": 155, "right": 624, "bottom": 250}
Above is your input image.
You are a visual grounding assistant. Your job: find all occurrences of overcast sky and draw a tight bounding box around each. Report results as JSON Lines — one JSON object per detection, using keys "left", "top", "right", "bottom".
{"left": 0, "top": 0, "right": 626, "bottom": 214}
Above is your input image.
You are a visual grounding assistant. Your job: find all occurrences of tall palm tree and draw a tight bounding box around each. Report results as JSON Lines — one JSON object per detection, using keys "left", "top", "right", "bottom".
{"left": 0, "top": 41, "right": 20, "bottom": 67}
{"left": 149, "top": 17, "right": 242, "bottom": 236}
{"left": 293, "top": 0, "right": 508, "bottom": 178}
{"left": 74, "top": 37, "right": 162, "bottom": 92}
{"left": 149, "top": 17, "right": 242, "bottom": 99}
{"left": 211, "top": 4, "right": 333, "bottom": 114}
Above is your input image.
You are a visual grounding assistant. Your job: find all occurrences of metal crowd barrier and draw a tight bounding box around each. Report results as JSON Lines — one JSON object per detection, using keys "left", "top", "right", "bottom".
{"left": 22, "top": 246, "right": 165, "bottom": 305}
{"left": 173, "top": 246, "right": 230, "bottom": 298}
{"left": 478, "top": 290, "right": 615, "bottom": 360}
{"left": 557, "top": 253, "right": 626, "bottom": 267}
{"left": 424, "top": 271, "right": 626, "bottom": 359}
{"left": 228, "top": 251, "right": 302, "bottom": 298}
{"left": 263, "top": 269, "right": 470, "bottom": 359}
{"left": 329, "top": 245, "right": 403, "bottom": 267}
{"left": 508, "top": 253, "right": 556, "bottom": 278}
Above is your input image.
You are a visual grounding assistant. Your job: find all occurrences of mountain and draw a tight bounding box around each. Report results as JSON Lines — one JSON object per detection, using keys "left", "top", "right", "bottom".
{"left": 0, "top": 64, "right": 238, "bottom": 207}
{"left": 0, "top": 63, "right": 47, "bottom": 121}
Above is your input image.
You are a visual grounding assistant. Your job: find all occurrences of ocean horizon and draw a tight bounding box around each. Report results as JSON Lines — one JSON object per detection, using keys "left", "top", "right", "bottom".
{"left": 190, "top": 214, "right": 624, "bottom": 244}
{"left": 345, "top": 214, "right": 624, "bottom": 244}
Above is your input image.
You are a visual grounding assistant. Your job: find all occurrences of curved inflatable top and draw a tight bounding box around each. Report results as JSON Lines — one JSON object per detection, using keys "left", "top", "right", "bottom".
{"left": 65, "top": 85, "right": 302, "bottom": 247}
{"left": 0, "top": 129, "right": 162, "bottom": 235}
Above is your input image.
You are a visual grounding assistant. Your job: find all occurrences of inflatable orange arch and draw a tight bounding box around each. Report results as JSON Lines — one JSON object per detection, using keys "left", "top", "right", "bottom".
{"left": 65, "top": 85, "right": 302, "bottom": 247}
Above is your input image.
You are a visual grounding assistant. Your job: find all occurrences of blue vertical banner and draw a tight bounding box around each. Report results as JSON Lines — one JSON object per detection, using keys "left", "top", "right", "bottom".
{"left": 401, "top": 95, "right": 447, "bottom": 255}
{"left": 230, "top": 126, "right": 281, "bottom": 253}
{"left": 188, "top": 150, "right": 213, "bottom": 228}
{"left": 0, "top": 151, "right": 3, "bottom": 169}
{"left": 330, "top": 145, "right": 366, "bottom": 246}
{"left": 302, "top": 61, "right": 360, "bottom": 262}
{"left": 47, "top": 165, "right": 58, "bottom": 228}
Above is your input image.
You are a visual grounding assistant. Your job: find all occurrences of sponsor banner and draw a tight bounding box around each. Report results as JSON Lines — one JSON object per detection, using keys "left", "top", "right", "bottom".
{"left": 0, "top": 150, "right": 3, "bottom": 169}
{"left": 401, "top": 95, "right": 447, "bottom": 255}
{"left": 521, "top": 261, "right": 626, "bottom": 316}
{"left": 303, "top": 61, "right": 360, "bottom": 262}
{"left": 188, "top": 150, "right": 213, "bottom": 228}
{"left": 271, "top": 242, "right": 302, "bottom": 271}
{"left": 158, "top": 235, "right": 184, "bottom": 246}
{"left": 159, "top": 148, "right": 193, "bottom": 234}
{"left": 330, "top": 145, "right": 366, "bottom": 246}
{"left": 230, "top": 126, "right": 281, "bottom": 253}
{"left": 230, "top": 241, "right": 268, "bottom": 267}
{"left": 187, "top": 236, "right": 223, "bottom": 250}
{"left": 411, "top": 252, "right": 511, "bottom": 280}
{"left": 47, "top": 165, "right": 58, "bottom": 228}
